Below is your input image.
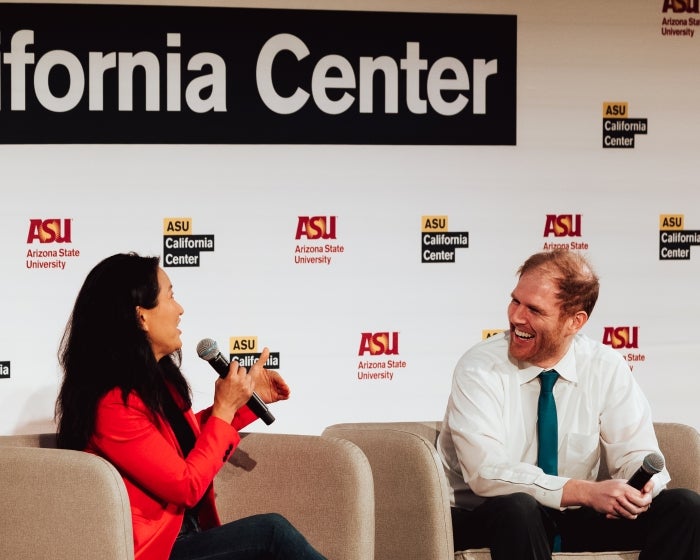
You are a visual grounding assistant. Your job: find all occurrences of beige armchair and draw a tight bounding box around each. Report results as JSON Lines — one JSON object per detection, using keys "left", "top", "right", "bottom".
{"left": 0, "top": 443, "right": 134, "bottom": 559}
{"left": 0, "top": 431, "right": 375, "bottom": 560}
{"left": 323, "top": 421, "right": 700, "bottom": 560}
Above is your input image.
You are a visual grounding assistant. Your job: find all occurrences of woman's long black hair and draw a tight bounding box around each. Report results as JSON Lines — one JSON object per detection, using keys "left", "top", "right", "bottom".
{"left": 55, "top": 252, "right": 191, "bottom": 450}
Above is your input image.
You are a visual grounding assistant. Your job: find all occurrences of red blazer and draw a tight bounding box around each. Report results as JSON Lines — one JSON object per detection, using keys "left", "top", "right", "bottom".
{"left": 86, "top": 387, "right": 257, "bottom": 560}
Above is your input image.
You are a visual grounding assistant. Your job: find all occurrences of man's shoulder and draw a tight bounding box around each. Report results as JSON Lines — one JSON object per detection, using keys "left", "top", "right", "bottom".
{"left": 573, "top": 332, "right": 619, "bottom": 357}
{"left": 572, "top": 332, "right": 627, "bottom": 370}
{"left": 457, "top": 331, "right": 511, "bottom": 370}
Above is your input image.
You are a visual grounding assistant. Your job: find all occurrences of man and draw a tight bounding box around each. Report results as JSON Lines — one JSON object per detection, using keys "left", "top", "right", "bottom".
{"left": 437, "top": 249, "right": 700, "bottom": 559}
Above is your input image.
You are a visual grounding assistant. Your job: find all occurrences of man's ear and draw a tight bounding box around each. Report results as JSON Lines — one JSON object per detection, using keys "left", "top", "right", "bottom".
{"left": 568, "top": 310, "right": 588, "bottom": 334}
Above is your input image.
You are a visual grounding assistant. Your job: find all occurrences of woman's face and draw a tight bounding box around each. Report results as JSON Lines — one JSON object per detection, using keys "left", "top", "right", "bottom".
{"left": 138, "top": 268, "right": 184, "bottom": 361}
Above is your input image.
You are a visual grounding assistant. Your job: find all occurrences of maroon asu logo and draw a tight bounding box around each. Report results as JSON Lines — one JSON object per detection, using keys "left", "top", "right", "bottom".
{"left": 602, "top": 326, "right": 639, "bottom": 349}
{"left": 294, "top": 215, "right": 344, "bottom": 265}
{"left": 358, "top": 332, "right": 399, "bottom": 356}
{"left": 602, "top": 326, "right": 645, "bottom": 370}
{"left": 662, "top": 0, "right": 698, "bottom": 13}
{"left": 295, "top": 216, "right": 337, "bottom": 240}
{"left": 357, "top": 331, "right": 405, "bottom": 381}
{"left": 27, "top": 218, "right": 72, "bottom": 243}
{"left": 543, "top": 214, "right": 581, "bottom": 238}
{"left": 542, "top": 214, "right": 589, "bottom": 251}
{"left": 26, "top": 218, "right": 79, "bottom": 269}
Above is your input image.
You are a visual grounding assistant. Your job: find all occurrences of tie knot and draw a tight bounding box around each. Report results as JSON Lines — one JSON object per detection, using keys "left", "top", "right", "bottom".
{"left": 539, "top": 370, "right": 559, "bottom": 392}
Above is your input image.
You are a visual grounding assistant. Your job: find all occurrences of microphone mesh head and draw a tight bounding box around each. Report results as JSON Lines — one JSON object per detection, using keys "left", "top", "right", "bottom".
{"left": 643, "top": 452, "right": 665, "bottom": 474}
{"left": 196, "top": 338, "right": 219, "bottom": 361}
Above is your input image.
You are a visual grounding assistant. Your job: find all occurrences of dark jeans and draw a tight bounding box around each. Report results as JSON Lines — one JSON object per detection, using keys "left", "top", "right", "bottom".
{"left": 170, "top": 513, "right": 328, "bottom": 560}
{"left": 451, "top": 488, "right": 700, "bottom": 560}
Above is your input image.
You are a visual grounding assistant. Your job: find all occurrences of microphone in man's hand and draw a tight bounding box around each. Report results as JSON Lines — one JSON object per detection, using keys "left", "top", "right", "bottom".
{"left": 627, "top": 452, "right": 664, "bottom": 490}
{"left": 196, "top": 338, "right": 275, "bottom": 425}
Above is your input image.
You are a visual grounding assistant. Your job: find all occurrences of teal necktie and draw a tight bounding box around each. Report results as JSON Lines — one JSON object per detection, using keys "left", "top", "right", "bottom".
{"left": 537, "top": 370, "right": 559, "bottom": 475}
{"left": 537, "top": 370, "right": 560, "bottom": 551}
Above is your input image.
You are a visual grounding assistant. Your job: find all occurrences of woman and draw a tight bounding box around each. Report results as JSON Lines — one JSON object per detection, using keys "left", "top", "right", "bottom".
{"left": 55, "top": 252, "right": 327, "bottom": 560}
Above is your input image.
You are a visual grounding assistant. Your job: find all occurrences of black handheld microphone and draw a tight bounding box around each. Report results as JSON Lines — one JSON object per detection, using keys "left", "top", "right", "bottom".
{"left": 627, "top": 452, "right": 665, "bottom": 490}
{"left": 196, "top": 338, "right": 275, "bottom": 425}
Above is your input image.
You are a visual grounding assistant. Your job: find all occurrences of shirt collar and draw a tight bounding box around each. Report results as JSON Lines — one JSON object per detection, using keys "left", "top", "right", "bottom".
{"left": 515, "top": 339, "right": 579, "bottom": 385}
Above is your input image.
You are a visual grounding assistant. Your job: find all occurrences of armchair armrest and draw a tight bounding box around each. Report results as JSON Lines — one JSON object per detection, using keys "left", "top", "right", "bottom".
{"left": 214, "top": 432, "right": 375, "bottom": 560}
{"left": 0, "top": 445, "right": 133, "bottom": 560}
{"left": 654, "top": 422, "right": 700, "bottom": 492}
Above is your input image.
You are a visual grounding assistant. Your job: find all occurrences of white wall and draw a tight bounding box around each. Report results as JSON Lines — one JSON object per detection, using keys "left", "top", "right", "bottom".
{"left": 1, "top": 0, "right": 698, "bottom": 435}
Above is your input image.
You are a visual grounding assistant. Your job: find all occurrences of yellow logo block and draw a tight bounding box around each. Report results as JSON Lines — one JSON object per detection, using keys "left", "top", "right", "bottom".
{"left": 422, "top": 215, "right": 448, "bottom": 232}
{"left": 230, "top": 337, "right": 258, "bottom": 353}
{"left": 602, "top": 102, "right": 628, "bottom": 118}
{"left": 163, "top": 217, "right": 192, "bottom": 234}
{"left": 482, "top": 329, "right": 504, "bottom": 340}
{"left": 659, "top": 215, "right": 684, "bottom": 230}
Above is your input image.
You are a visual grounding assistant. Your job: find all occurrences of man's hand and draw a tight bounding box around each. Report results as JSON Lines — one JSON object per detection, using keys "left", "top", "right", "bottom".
{"left": 562, "top": 478, "right": 653, "bottom": 520}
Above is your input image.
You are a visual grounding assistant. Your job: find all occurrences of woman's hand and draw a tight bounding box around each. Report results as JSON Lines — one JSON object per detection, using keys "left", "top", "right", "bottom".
{"left": 211, "top": 357, "right": 257, "bottom": 424}
{"left": 250, "top": 347, "right": 291, "bottom": 404}
{"left": 210, "top": 347, "right": 290, "bottom": 423}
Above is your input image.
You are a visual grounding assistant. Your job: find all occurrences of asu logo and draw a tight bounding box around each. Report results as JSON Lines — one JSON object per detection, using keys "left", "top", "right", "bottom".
{"left": 164, "top": 217, "right": 192, "bottom": 234}
{"left": 602, "top": 326, "right": 639, "bottom": 349}
{"left": 295, "top": 216, "right": 337, "bottom": 240}
{"left": 421, "top": 215, "right": 469, "bottom": 263}
{"left": 602, "top": 101, "right": 648, "bottom": 148}
{"left": 162, "top": 217, "right": 215, "bottom": 267}
{"left": 659, "top": 214, "right": 700, "bottom": 260}
{"left": 27, "top": 219, "right": 72, "bottom": 243}
{"left": 422, "top": 215, "right": 448, "bottom": 231}
{"left": 662, "top": 0, "right": 699, "bottom": 13}
{"left": 230, "top": 336, "right": 258, "bottom": 352}
{"left": 603, "top": 102, "right": 627, "bottom": 118}
{"left": 294, "top": 215, "right": 344, "bottom": 265}
{"left": 358, "top": 332, "right": 400, "bottom": 356}
{"left": 543, "top": 214, "right": 582, "bottom": 237}
{"left": 229, "top": 336, "right": 280, "bottom": 369}
{"left": 660, "top": 214, "right": 683, "bottom": 230}
{"left": 482, "top": 329, "right": 504, "bottom": 340}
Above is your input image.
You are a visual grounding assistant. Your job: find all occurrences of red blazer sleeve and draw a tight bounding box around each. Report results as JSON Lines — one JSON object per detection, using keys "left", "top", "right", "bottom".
{"left": 90, "top": 389, "right": 242, "bottom": 509}
{"left": 196, "top": 403, "right": 258, "bottom": 431}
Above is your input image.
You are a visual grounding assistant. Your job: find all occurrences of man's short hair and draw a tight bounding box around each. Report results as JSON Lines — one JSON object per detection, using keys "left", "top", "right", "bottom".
{"left": 518, "top": 249, "right": 600, "bottom": 317}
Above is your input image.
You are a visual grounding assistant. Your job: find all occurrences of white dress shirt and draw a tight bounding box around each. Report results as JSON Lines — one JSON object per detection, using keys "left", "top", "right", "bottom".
{"left": 437, "top": 331, "right": 670, "bottom": 510}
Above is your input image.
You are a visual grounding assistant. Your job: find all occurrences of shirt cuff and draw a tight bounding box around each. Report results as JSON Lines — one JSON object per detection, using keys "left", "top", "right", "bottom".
{"left": 533, "top": 473, "right": 568, "bottom": 509}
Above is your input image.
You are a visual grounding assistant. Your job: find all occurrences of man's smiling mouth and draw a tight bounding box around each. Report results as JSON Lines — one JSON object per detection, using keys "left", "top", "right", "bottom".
{"left": 514, "top": 328, "right": 534, "bottom": 340}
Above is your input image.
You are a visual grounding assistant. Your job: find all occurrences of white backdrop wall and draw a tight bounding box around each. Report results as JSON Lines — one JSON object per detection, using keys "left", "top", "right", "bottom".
{"left": 1, "top": 0, "right": 699, "bottom": 436}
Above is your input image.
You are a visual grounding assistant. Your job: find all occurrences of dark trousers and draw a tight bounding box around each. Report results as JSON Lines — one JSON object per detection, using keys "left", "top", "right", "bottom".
{"left": 451, "top": 488, "right": 700, "bottom": 560}
{"left": 170, "top": 513, "right": 328, "bottom": 560}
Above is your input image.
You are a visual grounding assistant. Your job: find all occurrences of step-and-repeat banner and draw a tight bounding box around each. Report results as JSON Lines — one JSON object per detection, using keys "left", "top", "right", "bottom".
{"left": 1, "top": 0, "right": 698, "bottom": 435}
